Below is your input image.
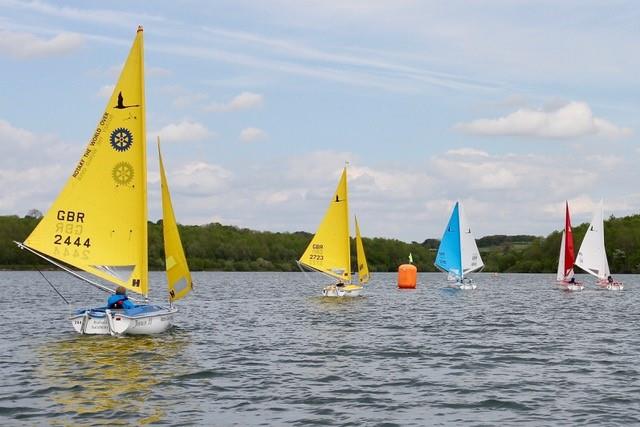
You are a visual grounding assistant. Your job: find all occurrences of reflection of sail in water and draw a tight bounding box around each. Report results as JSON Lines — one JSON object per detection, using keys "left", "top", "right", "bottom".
{"left": 37, "top": 335, "right": 189, "bottom": 422}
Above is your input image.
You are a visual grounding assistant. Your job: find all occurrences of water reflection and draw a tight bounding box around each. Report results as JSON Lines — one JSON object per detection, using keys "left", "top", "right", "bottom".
{"left": 37, "top": 331, "right": 190, "bottom": 425}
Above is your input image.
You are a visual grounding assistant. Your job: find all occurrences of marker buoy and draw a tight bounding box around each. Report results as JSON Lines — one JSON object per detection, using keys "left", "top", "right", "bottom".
{"left": 398, "top": 264, "right": 417, "bottom": 289}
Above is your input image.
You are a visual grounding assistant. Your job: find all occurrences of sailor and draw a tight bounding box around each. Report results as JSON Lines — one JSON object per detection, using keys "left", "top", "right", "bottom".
{"left": 107, "top": 286, "right": 136, "bottom": 309}
{"left": 607, "top": 275, "right": 614, "bottom": 284}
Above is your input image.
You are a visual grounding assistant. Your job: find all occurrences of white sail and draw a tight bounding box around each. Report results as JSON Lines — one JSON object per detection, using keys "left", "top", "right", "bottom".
{"left": 576, "top": 200, "right": 610, "bottom": 280}
{"left": 556, "top": 230, "right": 566, "bottom": 281}
{"left": 458, "top": 202, "right": 484, "bottom": 277}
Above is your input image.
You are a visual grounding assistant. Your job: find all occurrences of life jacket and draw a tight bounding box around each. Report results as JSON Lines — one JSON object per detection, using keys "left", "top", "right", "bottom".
{"left": 107, "top": 294, "right": 129, "bottom": 309}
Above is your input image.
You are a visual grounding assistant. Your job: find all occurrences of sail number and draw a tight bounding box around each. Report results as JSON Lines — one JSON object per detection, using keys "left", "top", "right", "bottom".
{"left": 54, "top": 235, "right": 91, "bottom": 248}
{"left": 309, "top": 244, "right": 323, "bottom": 262}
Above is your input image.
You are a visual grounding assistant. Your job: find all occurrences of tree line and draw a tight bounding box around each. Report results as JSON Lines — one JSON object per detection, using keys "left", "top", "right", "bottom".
{"left": 2, "top": 212, "right": 639, "bottom": 273}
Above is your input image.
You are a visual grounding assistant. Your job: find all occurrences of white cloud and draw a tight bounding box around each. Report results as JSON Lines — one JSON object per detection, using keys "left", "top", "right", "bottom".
{"left": 445, "top": 148, "right": 490, "bottom": 157}
{"left": 0, "top": 30, "right": 83, "bottom": 59}
{"left": 150, "top": 120, "right": 213, "bottom": 143}
{"left": 455, "top": 101, "right": 632, "bottom": 139}
{"left": 160, "top": 162, "right": 232, "bottom": 197}
{"left": 0, "top": 119, "right": 38, "bottom": 147}
{"left": 205, "top": 92, "right": 264, "bottom": 112}
{"left": 239, "top": 127, "right": 268, "bottom": 143}
{"left": 97, "top": 84, "right": 115, "bottom": 98}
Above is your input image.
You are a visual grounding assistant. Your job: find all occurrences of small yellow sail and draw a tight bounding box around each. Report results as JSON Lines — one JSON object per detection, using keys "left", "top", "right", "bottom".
{"left": 299, "top": 167, "right": 351, "bottom": 283}
{"left": 158, "top": 139, "right": 193, "bottom": 302}
{"left": 355, "top": 216, "right": 370, "bottom": 285}
{"left": 24, "top": 27, "right": 148, "bottom": 296}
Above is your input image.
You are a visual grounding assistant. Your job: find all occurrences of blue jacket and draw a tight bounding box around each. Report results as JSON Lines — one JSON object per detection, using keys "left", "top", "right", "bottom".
{"left": 107, "top": 294, "right": 136, "bottom": 310}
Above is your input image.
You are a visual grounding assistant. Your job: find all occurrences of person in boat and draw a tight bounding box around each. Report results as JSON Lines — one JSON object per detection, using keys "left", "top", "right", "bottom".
{"left": 107, "top": 286, "right": 136, "bottom": 310}
{"left": 569, "top": 277, "right": 576, "bottom": 284}
{"left": 607, "top": 275, "right": 614, "bottom": 284}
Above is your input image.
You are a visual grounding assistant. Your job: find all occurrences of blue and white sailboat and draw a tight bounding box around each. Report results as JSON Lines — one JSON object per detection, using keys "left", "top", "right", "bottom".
{"left": 435, "top": 201, "right": 484, "bottom": 289}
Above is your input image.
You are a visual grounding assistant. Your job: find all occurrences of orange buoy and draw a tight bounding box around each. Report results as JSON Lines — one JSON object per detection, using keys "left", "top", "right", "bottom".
{"left": 398, "top": 264, "right": 417, "bottom": 289}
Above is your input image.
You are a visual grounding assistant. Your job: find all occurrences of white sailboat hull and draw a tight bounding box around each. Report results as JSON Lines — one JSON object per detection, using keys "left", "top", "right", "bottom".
{"left": 70, "top": 305, "right": 177, "bottom": 335}
{"left": 596, "top": 280, "right": 624, "bottom": 291}
{"left": 452, "top": 281, "right": 477, "bottom": 290}
{"left": 557, "top": 281, "right": 584, "bottom": 291}
{"left": 322, "top": 284, "right": 363, "bottom": 297}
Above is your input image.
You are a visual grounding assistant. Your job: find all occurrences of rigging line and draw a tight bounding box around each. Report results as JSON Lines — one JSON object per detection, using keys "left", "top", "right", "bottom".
{"left": 37, "top": 269, "right": 69, "bottom": 305}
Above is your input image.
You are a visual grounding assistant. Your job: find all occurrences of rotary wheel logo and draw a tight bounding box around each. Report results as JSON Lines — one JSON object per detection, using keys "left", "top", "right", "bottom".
{"left": 112, "top": 162, "right": 134, "bottom": 186}
{"left": 110, "top": 127, "right": 133, "bottom": 152}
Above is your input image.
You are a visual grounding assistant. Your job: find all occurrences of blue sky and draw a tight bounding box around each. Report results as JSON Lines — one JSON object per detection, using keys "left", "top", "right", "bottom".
{"left": 0, "top": 0, "right": 638, "bottom": 241}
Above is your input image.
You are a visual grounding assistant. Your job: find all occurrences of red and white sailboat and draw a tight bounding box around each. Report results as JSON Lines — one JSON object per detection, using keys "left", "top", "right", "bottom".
{"left": 557, "top": 202, "right": 583, "bottom": 291}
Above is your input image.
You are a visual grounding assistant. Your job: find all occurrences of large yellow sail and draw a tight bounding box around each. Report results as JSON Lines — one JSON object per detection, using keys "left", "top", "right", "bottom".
{"left": 355, "top": 216, "right": 370, "bottom": 285}
{"left": 24, "top": 27, "right": 148, "bottom": 296}
{"left": 158, "top": 140, "right": 193, "bottom": 302}
{"left": 299, "top": 167, "right": 351, "bottom": 283}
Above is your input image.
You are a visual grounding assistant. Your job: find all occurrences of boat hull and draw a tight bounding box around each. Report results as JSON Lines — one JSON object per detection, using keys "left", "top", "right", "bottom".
{"left": 322, "top": 284, "right": 363, "bottom": 297}
{"left": 70, "top": 305, "right": 177, "bottom": 335}
{"left": 597, "top": 280, "right": 624, "bottom": 290}
{"left": 557, "top": 280, "right": 584, "bottom": 291}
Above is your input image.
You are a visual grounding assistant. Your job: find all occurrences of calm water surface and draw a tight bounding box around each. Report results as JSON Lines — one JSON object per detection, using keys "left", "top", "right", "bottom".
{"left": 1, "top": 271, "right": 640, "bottom": 426}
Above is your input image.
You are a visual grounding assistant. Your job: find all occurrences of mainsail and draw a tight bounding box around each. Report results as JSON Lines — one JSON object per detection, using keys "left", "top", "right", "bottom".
{"left": 576, "top": 200, "right": 610, "bottom": 280}
{"left": 158, "top": 140, "right": 193, "bottom": 302}
{"left": 23, "top": 27, "right": 148, "bottom": 296}
{"left": 556, "top": 202, "right": 575, "bottom": 281}
{"left": 355, "top": 216, "right": 369, "bottom": 285}
{"left": 299, "top": 168, "right": 351, "bottom": 283}
{"left": 458, "top": 202, "right": 484, "bottom": 276}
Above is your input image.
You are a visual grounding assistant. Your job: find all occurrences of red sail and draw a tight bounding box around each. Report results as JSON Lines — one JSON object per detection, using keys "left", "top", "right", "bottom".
{"left": 564, "top": 202, "right": 575, "bottom": 277}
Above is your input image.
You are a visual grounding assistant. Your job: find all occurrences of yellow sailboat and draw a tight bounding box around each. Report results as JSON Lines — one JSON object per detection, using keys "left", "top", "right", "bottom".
{"left": 15, "top": 27, "right": 193, "bottom": 335}
{"left": 297, "top": 167, "right": 370, "bottom": 297}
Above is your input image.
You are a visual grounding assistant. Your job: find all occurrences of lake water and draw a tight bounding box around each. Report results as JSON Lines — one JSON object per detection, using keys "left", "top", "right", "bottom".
{"left": 1, "top": 271, "right": 639, "bottom": 426}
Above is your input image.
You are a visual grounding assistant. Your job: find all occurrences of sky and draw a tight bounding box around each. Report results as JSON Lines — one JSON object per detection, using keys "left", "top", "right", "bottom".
{"left": 0, "top": 0, "right": 638, "bottom": 242}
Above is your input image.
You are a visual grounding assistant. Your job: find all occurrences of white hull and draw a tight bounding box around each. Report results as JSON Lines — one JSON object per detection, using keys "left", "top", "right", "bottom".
{"left": 558, "top": 281, "right": 584, "bottom": 291}
{"left": 597, "top": 280, "right": 624, "bottom": 291}
{"left": 70, "top": 305, "right": 177, "bottom": 335}
{"left": 322, "top": 284, "right": 363, "bottom": 297}
{"left": 448, "top": 279, "right": 476, "bottom": 290}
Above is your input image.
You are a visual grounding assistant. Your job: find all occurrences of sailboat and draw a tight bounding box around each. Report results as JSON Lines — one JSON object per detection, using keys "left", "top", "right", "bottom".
{"left": 15, "top": 27, "right": 193, "bottom": 334}
{"left": 575, "top": 200, "right": 623, "bottom": 290}
{"left": 297, "top": 167, "right": 370, "bottom": 297}
{"left": 556, "top": 202, "right": 583, "bottom": 291}
{"left": 434, "top": 201, "right": 484, "bottom": 290}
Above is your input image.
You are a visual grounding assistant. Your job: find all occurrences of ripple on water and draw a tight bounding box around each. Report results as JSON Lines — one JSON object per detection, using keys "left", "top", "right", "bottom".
{"left": 2, "top": 272, "right": 640, "bottom": 425}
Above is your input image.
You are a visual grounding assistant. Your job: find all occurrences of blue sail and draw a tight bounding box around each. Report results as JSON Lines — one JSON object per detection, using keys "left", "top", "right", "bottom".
{"left": 435, "top": 202, "right": 462, "bottom": 278}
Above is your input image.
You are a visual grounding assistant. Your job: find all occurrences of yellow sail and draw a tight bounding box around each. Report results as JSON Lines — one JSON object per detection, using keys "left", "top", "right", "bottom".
{"left": 355, "top": 216, "right": 370, "bottom": 285}
{"left": 23, "top": 27, "right": 148, "bottom": 296}
{"left": 158, "top": 139, "right": 193, "bottom": 302}
{"left": 299, "top": 167, "right": 351, "bottom": 283}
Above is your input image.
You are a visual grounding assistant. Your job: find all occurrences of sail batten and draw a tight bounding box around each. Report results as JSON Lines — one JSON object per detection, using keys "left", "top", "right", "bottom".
{"left": 298, "top": 168, "right": 351, "bottom": 283}
{"left": 23, "top": 29, "right": 148, "bottom": 296}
